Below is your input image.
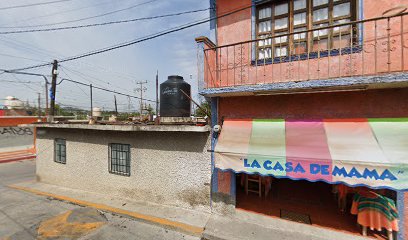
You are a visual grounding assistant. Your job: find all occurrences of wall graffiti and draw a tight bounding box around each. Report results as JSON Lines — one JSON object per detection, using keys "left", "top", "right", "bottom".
{"left": 0, "top": 127, "right": 33, "bottom": 136}
{"left": 0, "top": 127, "right": 35, "bottom": 151}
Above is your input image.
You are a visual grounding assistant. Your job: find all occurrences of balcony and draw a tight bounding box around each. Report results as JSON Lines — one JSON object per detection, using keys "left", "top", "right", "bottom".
{"left": 197, "top": 11, "right": 408, "bottom": 96}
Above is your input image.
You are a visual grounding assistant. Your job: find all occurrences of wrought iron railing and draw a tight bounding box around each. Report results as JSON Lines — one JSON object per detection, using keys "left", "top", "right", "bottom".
{"left": 199, "top": 11, "right": 408, "bottom": 89}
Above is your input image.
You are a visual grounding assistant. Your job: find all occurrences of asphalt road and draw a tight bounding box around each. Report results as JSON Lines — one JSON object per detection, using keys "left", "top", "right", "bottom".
{"left": 0, "top": 160, "right": 200, "bottom": 240}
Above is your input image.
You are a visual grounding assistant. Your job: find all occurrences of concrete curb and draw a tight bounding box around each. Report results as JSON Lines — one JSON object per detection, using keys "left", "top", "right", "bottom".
{"left": 8, "top": 185, "right": 204, "bottom": 237}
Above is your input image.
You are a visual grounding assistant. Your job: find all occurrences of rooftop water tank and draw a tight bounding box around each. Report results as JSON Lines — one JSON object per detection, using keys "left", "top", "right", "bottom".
{"left": 92, "top": 107, "right": 102, "bottom": 117}
{"left": 160, "top": 75, "right": 191, "bottom": 117}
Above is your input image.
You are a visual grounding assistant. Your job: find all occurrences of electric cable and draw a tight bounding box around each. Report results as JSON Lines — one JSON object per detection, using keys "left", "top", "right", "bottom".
{"left": 58, "top": 77, "right": 157, "bottom": 102}
{"left": 0, "top": 0, "right": 137, "bottom": 27}
{"left": 0, "top": 8, "right": 210, "bottom": 34}
{"left": 7, "top": 3, "right": 251, "bottom": 72}
{"left": 0, "top": 0, "right": 73, "bottom": 11}
{"left": 0, "top": 0, "right": 158, "bottom": 28}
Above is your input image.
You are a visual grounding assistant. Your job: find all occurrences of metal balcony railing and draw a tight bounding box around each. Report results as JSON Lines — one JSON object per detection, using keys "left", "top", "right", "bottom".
{"left": 200, "top": 11, "right": 408, "bottom": 89}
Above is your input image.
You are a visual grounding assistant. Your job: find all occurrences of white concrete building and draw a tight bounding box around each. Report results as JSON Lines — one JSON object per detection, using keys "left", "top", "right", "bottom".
{"left": 35, "top": 124, "right": 212, "bottom": 212}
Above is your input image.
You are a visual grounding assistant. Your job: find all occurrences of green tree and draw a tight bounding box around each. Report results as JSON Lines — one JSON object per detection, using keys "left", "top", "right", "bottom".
{"left": 195, "top": 101, "right": 211, "bottom": 117}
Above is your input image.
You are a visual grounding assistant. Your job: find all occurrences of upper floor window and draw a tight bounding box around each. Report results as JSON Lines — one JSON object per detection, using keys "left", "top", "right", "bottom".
{"left": 54, "top": 138, "right": 66, "bottom": 164}
{"left": 256, "top": 0, "right": 357, "bottom": 60}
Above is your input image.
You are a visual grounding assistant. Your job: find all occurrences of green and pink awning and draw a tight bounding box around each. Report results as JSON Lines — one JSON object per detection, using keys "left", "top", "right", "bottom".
{"left": 214, "top": 119, "right": 408, "bottom": 190}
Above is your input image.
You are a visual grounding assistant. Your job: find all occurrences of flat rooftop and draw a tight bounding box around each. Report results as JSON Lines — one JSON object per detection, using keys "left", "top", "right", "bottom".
{"left": 25, "top": 123, "right": 211, "bottom": 133}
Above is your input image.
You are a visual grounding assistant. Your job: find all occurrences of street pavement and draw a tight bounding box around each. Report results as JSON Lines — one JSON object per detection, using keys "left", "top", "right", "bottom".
{"left": 0, "top": 160, "right": 200, "bottom": 240}
{"left": 0, "top": 160, "right": 370, "bottom": 240}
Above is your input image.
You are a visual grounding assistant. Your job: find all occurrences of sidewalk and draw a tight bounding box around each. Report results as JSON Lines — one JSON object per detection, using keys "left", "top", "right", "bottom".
{"left": 203, "top": 210, "right": 371, "bottom": 240}
{"left": 9, "top": 181, "right": 209, "bottom": 237}
{"left": 10, "top": 181, "right": 371, "bottom": 240}
{"left": 0, "top": 149, "right": 36, "bottom": 163}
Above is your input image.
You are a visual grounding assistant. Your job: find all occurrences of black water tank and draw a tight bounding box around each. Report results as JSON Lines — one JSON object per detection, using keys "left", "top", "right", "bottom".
{"left": 160, "top": 75, "right": 191, "bottom": 117}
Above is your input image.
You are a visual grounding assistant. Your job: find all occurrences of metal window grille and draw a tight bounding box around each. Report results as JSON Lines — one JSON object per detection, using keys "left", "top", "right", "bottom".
{"left": 54, "top": 138, "right": 66, "bottom": 164}
{"left": 109, "top": 143, "right": 131, "bottom": 176}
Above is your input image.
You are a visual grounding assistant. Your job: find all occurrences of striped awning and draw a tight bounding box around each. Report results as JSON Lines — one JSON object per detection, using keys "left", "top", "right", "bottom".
{"left": 214, "top": 119, "right": 408, "bottom": 190}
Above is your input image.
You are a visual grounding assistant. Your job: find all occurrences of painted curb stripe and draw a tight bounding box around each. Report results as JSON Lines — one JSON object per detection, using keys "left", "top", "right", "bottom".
{"left": 8, "top": 185, "right": 204, "bottom": 236}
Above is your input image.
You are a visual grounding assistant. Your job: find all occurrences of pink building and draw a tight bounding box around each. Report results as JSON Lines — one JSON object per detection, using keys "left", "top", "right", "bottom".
{"left": 197, "top": 1, "right": 408, "bottom": 239}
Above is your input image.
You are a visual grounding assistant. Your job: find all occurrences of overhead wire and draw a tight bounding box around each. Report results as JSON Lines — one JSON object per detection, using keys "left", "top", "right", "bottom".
{"left": 61, "top": 66, "right": 136, "bottom": 95}
{"left": 0, "top": 0, "right": 137, "bottom": 27}
{"left": 10, "top": 74, "right": 42, "bottom": 92}
{"left": 0, "top": 8, "right": 210, "bottom": 34}
{"left": 0, "top": 79, "right": 37, "bottom": 84}
{"left": 0, "top": 0, "right": 74, "bottom": 11}
{"left": 59, "top": 67, "right": 89, "bottom": 96}
{"left": 0, "top": 0, "right": 159, "bottom": 29}
{"left": 58, "top": 77, "right": 156, "bottom": 102}
{"left": 7, "top": 3, "right": 252, "bottom": 72}
{"left": 0, "top": 52, "right": 50, "bottom": 62}
{"left": 0, "top": 35, "right": 141, "bottom": 80}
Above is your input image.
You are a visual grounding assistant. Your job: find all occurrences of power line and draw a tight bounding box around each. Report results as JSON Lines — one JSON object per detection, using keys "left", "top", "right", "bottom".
{"left": 59, "top": 77, "right": 157, "bottom": 102}
{"left": 61, "top": 66, "right": 136, "bottom": 95}
{"left": 59, "top": 67, "right": 89, "bottom": 96}
{"left": 0, "top": 0, "right": 73, "bottom": 11}
{"left": 0, "top": 52, "right": 49, "bottom": 62}
{"left": 10, "top": 74, "right": 42, "bottom": 92}
{"left": 0, "top": 35, "right": 141, "bottom": 80}
{"left": 0, "top": 8, "right": 210, "bottom": 34}
{"left": 7, "top": 3, "right": 252, "bottom": 72}
{"left": 0, "top": 0, "right": 137, "bottom": 27}
{"left": 0, "top": 79, "right": 38, "bottom": 84}
{"left": 0, "top": 0, "right": 158, "bottom": 29}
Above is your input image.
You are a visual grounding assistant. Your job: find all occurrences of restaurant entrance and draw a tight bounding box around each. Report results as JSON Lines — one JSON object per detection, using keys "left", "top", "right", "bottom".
{"left": 235, "top": 173, "right": 394, "bottom": 240}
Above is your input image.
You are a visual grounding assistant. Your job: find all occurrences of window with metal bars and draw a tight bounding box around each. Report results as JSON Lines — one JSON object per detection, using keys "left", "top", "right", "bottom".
{"left": 256, "top": 0, "right": 357, "bottom": 60}
{"left": 54, "top": 138, "right": 66, "bottom": 164}
{"left": 109, "top": 143, "right": 131, "bottom": 176}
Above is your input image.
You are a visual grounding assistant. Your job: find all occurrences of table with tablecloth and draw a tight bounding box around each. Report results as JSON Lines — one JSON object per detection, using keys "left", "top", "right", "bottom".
{"left": 351, "top": 191, "right": 399, "bottom": 235}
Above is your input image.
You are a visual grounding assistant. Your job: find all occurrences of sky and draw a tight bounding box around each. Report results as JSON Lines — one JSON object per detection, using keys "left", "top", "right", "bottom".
{"left": 0, "top": 0, "right": 210, "bottom": 113}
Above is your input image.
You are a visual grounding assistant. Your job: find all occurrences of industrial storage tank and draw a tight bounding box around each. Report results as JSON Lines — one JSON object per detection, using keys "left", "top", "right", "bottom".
{"left": 160, "top": 75, "right": 191, "bottom": 117}
{"left": 4, "top": 96, "right": 24, "bottom": 110}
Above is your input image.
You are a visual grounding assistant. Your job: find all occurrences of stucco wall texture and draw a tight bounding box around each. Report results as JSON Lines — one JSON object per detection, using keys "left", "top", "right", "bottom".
{"left": 36, "top": 128, "right": 212, "bottom": 212}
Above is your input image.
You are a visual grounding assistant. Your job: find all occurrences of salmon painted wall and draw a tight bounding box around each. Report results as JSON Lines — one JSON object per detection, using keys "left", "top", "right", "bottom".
{"left": 217, "top": 88, "right": 408, "bottom": 224}
{"left": 0, "top": 117, "right": 43, "bottom": 127}
{"left": 217, "top": 0, "right": 408, "bottom": 50}
{"left": 218, "top": 88, "right": 408, "bottom": 120}
{"left": 203, "top": 0, "right": 408, "bottom": 88}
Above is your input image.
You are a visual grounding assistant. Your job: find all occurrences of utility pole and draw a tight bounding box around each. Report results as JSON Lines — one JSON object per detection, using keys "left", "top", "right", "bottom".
{"left": 156, "top": 71, "right": 159, "bottom": 117}
{"left": 114, "top": 95, "right": 118, "bottom": 115}
{"left": 134, "top": 80, "right": 147, "bottom": 117}
{"left": 37, "top": 93, "right": 41, "bottom": 121}
{"left": 49, "top": 60, "right": 58, "bottom": 122}
{"left": 45, "top": 81, "right": 49, "bottom": 116}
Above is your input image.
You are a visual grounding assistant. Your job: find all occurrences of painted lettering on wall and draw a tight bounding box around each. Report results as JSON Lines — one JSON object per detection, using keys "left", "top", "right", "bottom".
{"left": 242, "top": 159, "right": 397, "bottom": 181}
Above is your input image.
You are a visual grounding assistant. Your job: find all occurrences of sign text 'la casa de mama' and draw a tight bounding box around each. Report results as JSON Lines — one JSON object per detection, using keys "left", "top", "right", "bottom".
{"left": 242, "top": 158, "right": 398, "bottom": 181}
